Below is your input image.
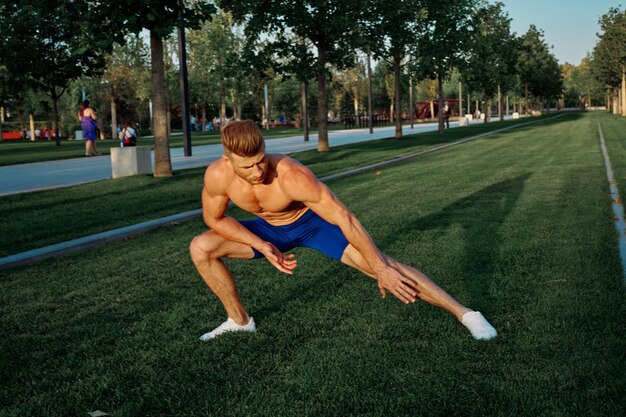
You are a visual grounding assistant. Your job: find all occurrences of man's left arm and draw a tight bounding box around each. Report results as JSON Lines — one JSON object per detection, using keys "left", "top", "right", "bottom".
{"left": 283, "top": 166, "right": 418, "bottom": 303}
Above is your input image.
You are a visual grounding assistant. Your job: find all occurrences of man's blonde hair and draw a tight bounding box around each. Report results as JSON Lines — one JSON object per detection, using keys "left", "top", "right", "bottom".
{"left": 221, "top": 120, "right": 265, "bottom": 157}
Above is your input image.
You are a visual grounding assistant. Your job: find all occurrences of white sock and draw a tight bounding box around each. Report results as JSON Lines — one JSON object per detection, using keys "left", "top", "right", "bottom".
{"left": 462, "top": 311, "right": 497, "bottom": 340}
{"left": 199, "top": 317, "right": 256, "bottom": 341}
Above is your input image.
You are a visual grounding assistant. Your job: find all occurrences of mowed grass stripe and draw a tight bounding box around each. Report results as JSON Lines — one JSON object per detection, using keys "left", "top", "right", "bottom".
{"left": 1, "top": 112, "right": 624, "bottom": 416}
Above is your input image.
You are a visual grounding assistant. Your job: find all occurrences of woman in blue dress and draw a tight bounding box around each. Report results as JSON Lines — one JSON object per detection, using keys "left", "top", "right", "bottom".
{"left": 78, "top": 100, "right": 101, "bottom": 156}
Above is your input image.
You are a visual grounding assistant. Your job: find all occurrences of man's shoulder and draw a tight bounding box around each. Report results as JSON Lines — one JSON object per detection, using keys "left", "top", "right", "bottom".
{"left": 204, "top": 158, "right": 231, "bottom": 191}
{"left": 271, "top": 154, "right": 306, "bottom": 170}
{"left": 273, "top": 155, "right": 319, "bottom": 189}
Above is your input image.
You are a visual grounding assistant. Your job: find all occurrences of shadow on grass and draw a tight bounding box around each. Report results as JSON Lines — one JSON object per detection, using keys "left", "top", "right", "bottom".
{"left": 378, "top": 173, "right": 532, "bottom": 309}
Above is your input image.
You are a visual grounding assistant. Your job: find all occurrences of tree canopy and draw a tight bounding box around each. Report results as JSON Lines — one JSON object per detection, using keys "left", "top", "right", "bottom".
{"left": 463, "top": 1, "right": 518, "bottom": 121}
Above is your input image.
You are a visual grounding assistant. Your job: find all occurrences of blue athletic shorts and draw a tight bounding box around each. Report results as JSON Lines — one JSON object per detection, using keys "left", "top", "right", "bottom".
{"left": 239, "top": 209, "right": 349, "bottom": 261}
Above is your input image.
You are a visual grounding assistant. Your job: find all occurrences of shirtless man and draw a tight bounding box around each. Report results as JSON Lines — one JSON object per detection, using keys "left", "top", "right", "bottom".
{"left": 190, "top": 120, "right": 497, "bottom": 341}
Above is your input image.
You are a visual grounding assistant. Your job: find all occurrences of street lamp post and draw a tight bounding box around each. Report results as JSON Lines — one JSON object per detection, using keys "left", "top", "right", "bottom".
{"left": 178, "top": 0, "right": 192, "bottom": 157}
{"left": 408, "top": 55, "right": 413, "bottom": 129}
{"left": 367, "top": 54, "right": 373, "bottom": 134}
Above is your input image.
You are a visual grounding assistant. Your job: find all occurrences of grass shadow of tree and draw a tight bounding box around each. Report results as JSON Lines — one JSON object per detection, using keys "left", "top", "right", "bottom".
{"left": 377, "top": 173, "right": 532, "bottom": 311}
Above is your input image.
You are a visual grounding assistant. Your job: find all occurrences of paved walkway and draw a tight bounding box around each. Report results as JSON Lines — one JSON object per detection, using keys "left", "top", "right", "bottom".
{"left": 0, "top": 118, "right": 494, "bottom": 196}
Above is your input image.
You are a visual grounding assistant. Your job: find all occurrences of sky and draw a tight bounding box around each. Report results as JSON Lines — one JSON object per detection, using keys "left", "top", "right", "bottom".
{"left": 500, "top": 0, "right": 623, "bottom": 65}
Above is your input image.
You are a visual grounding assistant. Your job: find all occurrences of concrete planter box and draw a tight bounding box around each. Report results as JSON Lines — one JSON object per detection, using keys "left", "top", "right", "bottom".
{"left": 458, "top": 117, "right": 468, "bottom": 127}
{"left": 512, "top": 112, "right": 520, "bottom": 119}
{"left": 465, "top": 114, "right": 473, "bottom": 120}
{"left": 111, "top": 146, "right": 153, "bottom": 179}
{"left": 75, "top": 130, "right": 84, "bottom": 140}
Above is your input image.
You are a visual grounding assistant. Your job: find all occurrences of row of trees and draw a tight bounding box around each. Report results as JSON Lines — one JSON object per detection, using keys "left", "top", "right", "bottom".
{"left": 591, "top": 7, "right": 626, "bottom": 116}
{"left": 1, "top": 1, "right": 622, "bottom": 177}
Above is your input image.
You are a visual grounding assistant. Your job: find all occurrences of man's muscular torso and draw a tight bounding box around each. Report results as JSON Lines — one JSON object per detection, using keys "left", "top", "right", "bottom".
{"left": 204, "top": 154, "right": 310, "bottom": 226}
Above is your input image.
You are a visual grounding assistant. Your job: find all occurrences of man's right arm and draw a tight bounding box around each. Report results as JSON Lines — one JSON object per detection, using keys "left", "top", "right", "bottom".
{"left": 201, "top": 165, "right": 296, "bottom": 274}
{"left": 201, "top": 166, "right": 265, "bottom": 250}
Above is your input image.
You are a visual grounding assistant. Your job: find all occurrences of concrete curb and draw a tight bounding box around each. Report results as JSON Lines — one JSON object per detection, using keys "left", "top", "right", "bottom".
{"left": 0, "top": 209, "right": 202, "bottom": 271}
{"left": 0, "top": 114, "right": 564, "bottom": 271}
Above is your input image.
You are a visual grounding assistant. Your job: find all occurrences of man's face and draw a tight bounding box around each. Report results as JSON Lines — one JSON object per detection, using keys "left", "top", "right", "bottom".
{"left": 226, "top": 151, "right": 269, "bottom": 185}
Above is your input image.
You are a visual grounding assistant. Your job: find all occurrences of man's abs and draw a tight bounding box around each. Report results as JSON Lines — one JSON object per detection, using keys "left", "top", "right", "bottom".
{"left": 255, "top": 204, "right": 310, "bottom": 226}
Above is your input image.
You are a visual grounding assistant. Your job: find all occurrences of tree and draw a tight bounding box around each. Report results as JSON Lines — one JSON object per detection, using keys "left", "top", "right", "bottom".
{"left": 100, "top": 36, "right": 151, "bottom": 138}
{"left": 562, "top": 57, "right": 604, "bottom": 108}
{"left": 188, "top": 11, "right": 246, "bottom": 129}
{"left": 1, "top": 0, "right": 114, "bottom": 145}
{"left": 366, "top": 0, "right": 429, "bottom": 138}
{"left": 412, "top": 0, "right": 475, "bottom": 132}
{"left": 591, "top": 7, "right": 626, "bottom": 115}
{"left": 333, "top": 62, "right": 368, "bottom": 117}
{"left": 463, "top": 1, "right": 518, "bottom": 122}
{"left": 516, "top": 25, "right": 562, "bottom": 114}
{"left": 99, "top": 0, "right": 215, "bottom": 176}
{"left": 219, "top": 0, "right": 365, "bottom": 151}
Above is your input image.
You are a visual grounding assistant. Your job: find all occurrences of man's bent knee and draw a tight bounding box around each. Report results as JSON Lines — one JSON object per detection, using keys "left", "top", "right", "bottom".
{"left": 190, "top": 231, "right": 224, "bottom": 261}
{"left": 190, "top": 230, "right": 255, "bottom": 261}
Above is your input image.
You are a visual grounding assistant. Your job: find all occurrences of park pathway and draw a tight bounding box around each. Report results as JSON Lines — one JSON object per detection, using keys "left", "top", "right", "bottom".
{"left": 0, "top": 118, "right": 493, "bottom": 196}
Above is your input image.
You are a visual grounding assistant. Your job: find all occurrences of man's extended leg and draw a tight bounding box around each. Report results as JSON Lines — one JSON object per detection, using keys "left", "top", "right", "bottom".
{"left": 340, "top": 244, "right": 497, "bottom": 339}
{"left": 190, "top": 230, "right": 257, "bottom": 340}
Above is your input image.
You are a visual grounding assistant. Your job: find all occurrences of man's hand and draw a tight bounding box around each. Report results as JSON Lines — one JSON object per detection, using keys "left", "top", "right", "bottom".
{"left": 377, "top": 266, "right": 419, "bottom": 304}
{"left": 257, "top": 242, "right": 298, "bottom": 274}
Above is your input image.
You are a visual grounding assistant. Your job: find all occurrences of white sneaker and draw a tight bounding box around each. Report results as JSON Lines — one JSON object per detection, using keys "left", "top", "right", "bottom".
{"left": 199, "top": 317, "right": 256, "bottom": 341}
{"left": 462, "top": 311, "right": 497, "bottom": 340}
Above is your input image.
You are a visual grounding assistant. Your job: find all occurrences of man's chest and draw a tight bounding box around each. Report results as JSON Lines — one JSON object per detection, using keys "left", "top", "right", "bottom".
{"left": 227, "top": 182, "right": 296, "bottom": 214}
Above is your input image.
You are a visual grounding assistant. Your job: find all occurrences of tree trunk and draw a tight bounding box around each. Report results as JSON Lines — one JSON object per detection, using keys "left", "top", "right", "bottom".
{"left": 0, "top": 107, "right": 3, "bottom": 142}
{"left": 483, "top": 97, "right": 489, "bottom": 124}
{"left": 202, "top": 104, "right": 206, "bottom": 132}
{"left": 29, "top": 113, "right": 35, "bottom": 141}
{"left": 437, "top": 72, "right": 444, "bottom": 134}
{"left": 393, "top": 53, "right": 402, "bottom": 139}
{"left": 622, "top": 66, "right": 626, "bottom": 116}
{"left": 167, "top": 107, "right": 171, "bottom": 136}
{"left": 150, "top": 30, "right": 173, "bottom": 177}
{"left": 220, "top": 80, "right": 226, "bottom": 127}
{"left": 301, "top": 80, "right": 309, "bottom": 141}
{"left": 524, "top": 82, "right": 529, "bottom": 116}
{"left": 52, "top": 92, "right": 61, "bottom": 146}
{"left": 458, "top": 81, "right": 463, "bottom": 117}
{"left": 430, "top": 100, "right": 435, "bottom": 121}
{"left": 498, "top": 85, "right": 503, "bottom": 122}
{"left": 110, "top": 97, "right": 117, "bottom": 139}
{"left": 317, "top": 46, "right": 329, "bottom": 151}
{"left": 261, "top": 101, "right": 266, "bottom": 128}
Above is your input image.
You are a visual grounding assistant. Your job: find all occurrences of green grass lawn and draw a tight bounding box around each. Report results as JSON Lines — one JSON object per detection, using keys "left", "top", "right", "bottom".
{"left": 0, "top": 125, "right": 347, "bottom": 166}
{"left": 0, "top": 115, "right": 559, "bottom": 258}
{"left": 1, "top": 112, "right": 624, "bottom": 416}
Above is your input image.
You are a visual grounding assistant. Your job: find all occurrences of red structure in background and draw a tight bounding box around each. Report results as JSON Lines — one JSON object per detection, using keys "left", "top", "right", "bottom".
{"left": 415, "top": 99, "right": 460, "bottom": 119}
{"left": 1, "top": 132, "right": 22, "bottom": 140}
